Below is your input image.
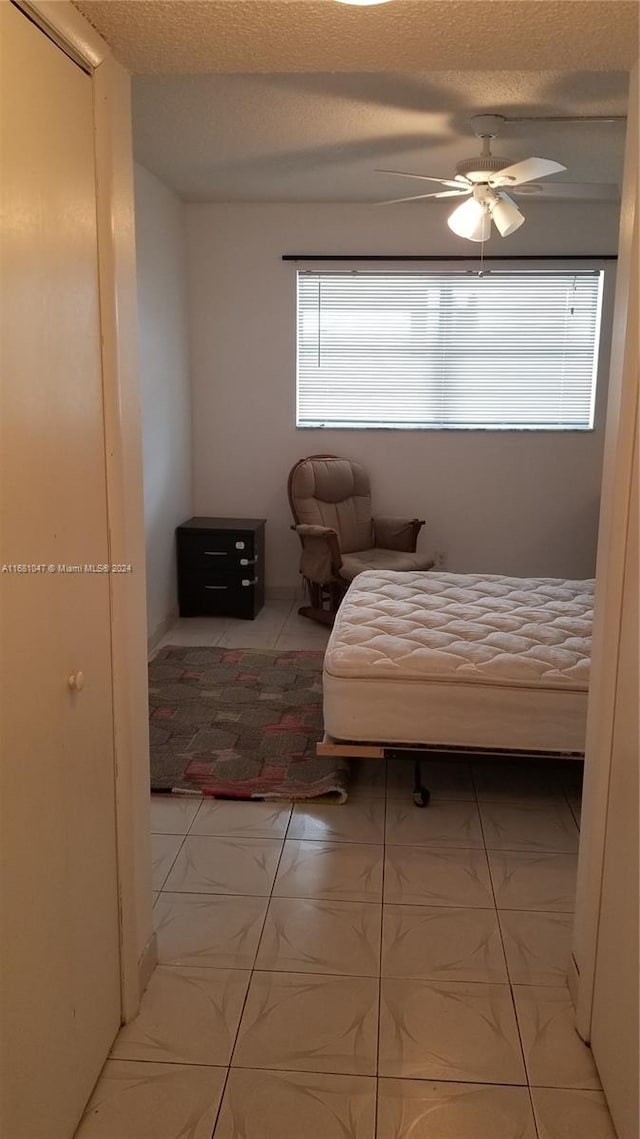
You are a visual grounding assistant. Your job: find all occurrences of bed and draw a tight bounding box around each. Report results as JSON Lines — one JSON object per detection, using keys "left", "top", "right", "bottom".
{"left": 318, "top": 570, "right": 593, "bottom": 798}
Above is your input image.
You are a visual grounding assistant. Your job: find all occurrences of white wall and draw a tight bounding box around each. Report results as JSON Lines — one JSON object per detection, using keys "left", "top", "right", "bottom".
{"left": 135, "top": 163, "right": 192, "bottom": 641}
{"left": 186, "top": 202, "right": 618, "bottom": 590}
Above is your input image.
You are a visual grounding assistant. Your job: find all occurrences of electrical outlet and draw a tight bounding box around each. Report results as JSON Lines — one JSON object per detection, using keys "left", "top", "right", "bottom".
{"left": 434, "top": 550, "right": 447, "bottom": 569}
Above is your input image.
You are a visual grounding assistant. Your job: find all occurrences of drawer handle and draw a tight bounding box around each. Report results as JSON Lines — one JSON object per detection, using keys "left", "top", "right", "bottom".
{"left": 204, "top": 551, "right": 227, "bottom": 557}
{"left": 240, "top": 557, "right": 257, "bottom": 566}
{"left": 205, "top": 585, "right": 228, "bottom": 591}
{"left": 242, "top": 577, "right": 258, "bottom": 587}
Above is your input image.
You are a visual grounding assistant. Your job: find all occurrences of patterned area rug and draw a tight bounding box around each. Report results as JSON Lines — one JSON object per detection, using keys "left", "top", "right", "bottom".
{"left": 148, "top": 646, "right": 348, "bottom": 801}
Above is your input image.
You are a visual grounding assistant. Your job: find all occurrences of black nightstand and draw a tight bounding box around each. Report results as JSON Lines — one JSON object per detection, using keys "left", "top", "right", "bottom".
{"left": 176, "top": 517, "right": 266, "bottom": 619}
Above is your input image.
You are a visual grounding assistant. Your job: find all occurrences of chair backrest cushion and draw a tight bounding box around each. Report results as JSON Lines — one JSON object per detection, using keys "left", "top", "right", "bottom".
{"left": 289, "top": 456, "right": 373, "bottom": 553}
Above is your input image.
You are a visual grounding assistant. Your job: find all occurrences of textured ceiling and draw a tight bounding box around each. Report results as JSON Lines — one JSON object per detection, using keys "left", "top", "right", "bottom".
{"left": 74, "top": 1, "right": 639, "bottom": 73}
{"left": 132, "top": 69, "right": 629, "bottom": 202}
{"left": 71, "top": 0, "right": 633, "bottom": 203}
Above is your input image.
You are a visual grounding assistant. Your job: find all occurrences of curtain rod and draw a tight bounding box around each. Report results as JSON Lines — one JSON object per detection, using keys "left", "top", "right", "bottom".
{"left": 282, "top": 254, "right": 616, "bottom": 262}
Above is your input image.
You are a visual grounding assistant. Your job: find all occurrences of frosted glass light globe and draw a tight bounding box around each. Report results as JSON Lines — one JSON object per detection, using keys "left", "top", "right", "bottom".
{"left": 447, "top": 198, "right": 491, "bottom": 243}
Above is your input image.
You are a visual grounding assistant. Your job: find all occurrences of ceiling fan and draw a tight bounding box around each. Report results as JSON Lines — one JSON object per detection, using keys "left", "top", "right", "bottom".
{"left": 377, "top": 114, "right": 604, "bottom": 241}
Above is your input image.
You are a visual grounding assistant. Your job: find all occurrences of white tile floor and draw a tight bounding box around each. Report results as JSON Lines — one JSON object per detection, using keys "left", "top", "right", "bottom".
{"left": 76, "top": 602, "right": 616, "bottom": 1139}
{"left": 152, "top": 595, "right": 332, "bottom": 655}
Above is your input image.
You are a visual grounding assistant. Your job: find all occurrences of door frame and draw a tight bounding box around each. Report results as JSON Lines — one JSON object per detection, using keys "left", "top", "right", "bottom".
{"left": 16, "top": 0, "right": 637, "bottom": 1039}
{"left": 572, "top": 61, "right": 638, "bottom": 1038}
{"left": 14, "top": 0, "right": 153, "bottom": 1022}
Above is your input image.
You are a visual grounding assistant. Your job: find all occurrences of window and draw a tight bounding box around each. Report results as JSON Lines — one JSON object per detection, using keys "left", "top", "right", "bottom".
{"left": 296, "top": 268, "right": 605, "bottom": 430}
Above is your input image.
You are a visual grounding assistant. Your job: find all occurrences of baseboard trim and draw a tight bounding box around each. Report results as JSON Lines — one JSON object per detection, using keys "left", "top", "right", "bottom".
{"left": 147, "top": 607, "right": 179, "bottom": 654}
{"left": 137, "top": 930, "right": 157, "bottom": 1003}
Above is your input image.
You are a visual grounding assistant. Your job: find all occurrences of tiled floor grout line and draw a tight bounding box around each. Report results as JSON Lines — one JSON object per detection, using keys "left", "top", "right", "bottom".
{"left": 128, "top": 955, "right": 578, "bottom": 989}
{"left": 153, "top": 803, "right": 292, "bottom": 1076}
{"left": 155, "top": 801, "right": 277, "bottom": 1137}
{"left": 273, "top": 597, "right": 308, "bottom": 649}
{"left": 481, "top": 818, "right": 541, "bottom": 1134}
{"left": 225, "top": 806, "right": 294, "bottom": 1066}
{"left": 113, "top": 1056, "right": 228, "bottom": 1069}
{"left": 154, "top": 833, "right": 190, "bottom": 893}
{"left": 207, "top": 1066, "right": 230, "bottom": 1136}
{"left": 470, "top": 761, "right": 481, "bottom": 808}
{"left": 223, "top": 1064, "right": 532, "bottom": 1086}
{"left": 474, "top": 782, "right": 534, "bottom": 1100}
{"left": 102, "top": 1052, "right": 600, "bottom": 1094}
{"left": 206, "top": 804, "right": 294, "bottom": 1139}
{"left": 156, "top": 885, "right": 388, "bottom": 908}
{"left": 373, "top": 775, "right": 390, "bottom": 1138}
{"left": 155, "top": 889, "right": 574, "bottom": 914}
{"left": 475, "top": 774, "right": 546, "bottom": 1139}
{"left": 176, "top": 810, "right": 580, "bottom": 853}
{"left": 493, "top": 893, "right": 543, "bottom": 1139}
{"left": 562, "top": 780, "right": 582, "bottom": 833}
{"left": 211, "top": 624, "right": 230, "bottom": 648}
{"left": 509, "top": 984, "right": 539, "bottom": 1136}
{"left": 273, "top": 835, "right": 578, "bottom": 854}
{"left": 148, "top": 797, "right": 211, "bottom": 894}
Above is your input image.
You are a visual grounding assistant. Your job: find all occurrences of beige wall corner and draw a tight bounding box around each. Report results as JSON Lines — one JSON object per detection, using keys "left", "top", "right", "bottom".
{"left": 134, "top": 163, "right": 193, "bottom": 644}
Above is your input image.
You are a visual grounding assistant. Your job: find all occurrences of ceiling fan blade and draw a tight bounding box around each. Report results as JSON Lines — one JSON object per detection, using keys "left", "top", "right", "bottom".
{"left": 378, "top": 189, "right": 470, "bottom": 205}
{"left": 489, "top": 157, "right": 567, "bottom": 187}
{"left": 511, "top": 181, "right": 619, "bottom": 201}
{"left": 507, "top": 183, "right": 543, "bottom": 195}
{"left": 376, "top": 169, "right": 468, "bottom": 190}
{"left": 431, "top": 189, "right": 472, "bottom": 198}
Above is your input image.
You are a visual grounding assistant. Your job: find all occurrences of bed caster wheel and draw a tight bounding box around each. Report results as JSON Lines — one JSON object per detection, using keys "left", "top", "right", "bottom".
{"left": 413, "top": 787, "right": 430, "bottom": 808}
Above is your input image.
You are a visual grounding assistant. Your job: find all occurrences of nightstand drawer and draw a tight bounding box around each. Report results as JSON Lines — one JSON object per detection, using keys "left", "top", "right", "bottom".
{"left": 178, "top": 576, "right": 262, "bottom": 619}
{"left": 177, "top": 530, "right": 256, "bottom": 568}
{"left": 185, "top": 568, "right": 260, "bottom": 589}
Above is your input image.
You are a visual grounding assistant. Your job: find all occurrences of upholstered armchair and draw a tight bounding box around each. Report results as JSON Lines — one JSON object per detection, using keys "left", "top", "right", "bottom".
{"left": 288, "top": 454, "right": 434, "bottom": 623}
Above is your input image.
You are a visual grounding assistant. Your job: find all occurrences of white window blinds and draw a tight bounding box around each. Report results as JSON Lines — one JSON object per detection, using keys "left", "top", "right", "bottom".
{"left": 296, "top": 269, "right": 604, "bottom": 430}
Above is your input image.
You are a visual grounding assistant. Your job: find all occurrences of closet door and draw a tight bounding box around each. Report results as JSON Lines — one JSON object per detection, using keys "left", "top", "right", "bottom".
{"left": 0, "top": 5, "right": 121, "bottom": 1136}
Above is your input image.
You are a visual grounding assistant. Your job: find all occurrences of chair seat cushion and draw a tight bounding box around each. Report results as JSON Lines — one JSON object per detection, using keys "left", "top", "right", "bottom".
{"left": 339, "top": 548, "right": 434, "bottom": 582}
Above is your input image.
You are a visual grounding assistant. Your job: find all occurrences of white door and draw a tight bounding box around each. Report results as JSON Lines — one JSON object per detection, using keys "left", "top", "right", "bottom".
{"left": 0, "top": 5, "right": 121, "bottom": 1137}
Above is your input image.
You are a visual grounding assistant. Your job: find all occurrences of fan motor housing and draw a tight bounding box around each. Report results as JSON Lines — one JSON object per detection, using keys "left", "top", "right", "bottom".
{"left": 455, "top": 154, "right": 511, "bottom": 182}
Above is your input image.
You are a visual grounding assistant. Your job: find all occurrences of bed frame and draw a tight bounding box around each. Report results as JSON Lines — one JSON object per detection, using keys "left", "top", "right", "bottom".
{"left": 317, "top": 735, "right": 584, "bottom": 807}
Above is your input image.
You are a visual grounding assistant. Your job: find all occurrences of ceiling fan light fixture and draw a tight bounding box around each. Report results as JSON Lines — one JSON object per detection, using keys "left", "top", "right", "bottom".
{"left": 490, "top": 194, "right": 525, "bottom": 236}
{"left": 447, "top": 198, "right": 491, "bottom": 242}
{"left": 376, "top": 113, "right": 586, "bottom": 234}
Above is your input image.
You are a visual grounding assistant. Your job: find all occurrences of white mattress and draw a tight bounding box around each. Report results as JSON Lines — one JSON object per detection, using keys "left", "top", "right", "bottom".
{"left": 323, "top": 570, "right": 594, "bottom": 754}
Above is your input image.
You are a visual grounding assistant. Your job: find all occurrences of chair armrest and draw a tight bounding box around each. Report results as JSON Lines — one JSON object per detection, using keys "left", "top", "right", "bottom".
{"left": 372, "top": 516, "right": 425, "bottom": 553}
{"left": 291, "top": 524, "right": 342, "bottom": 582}
{"left": 293, "top": 524, "right": 337, "bottom": 539}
